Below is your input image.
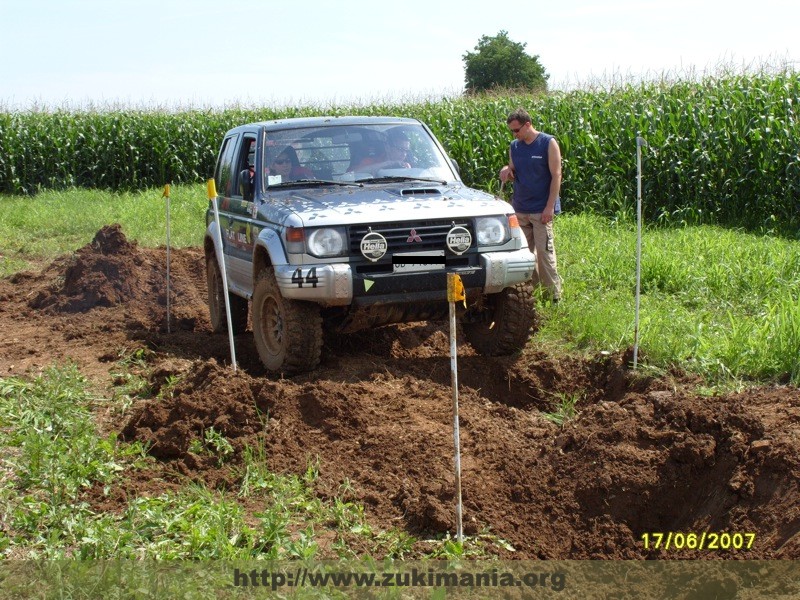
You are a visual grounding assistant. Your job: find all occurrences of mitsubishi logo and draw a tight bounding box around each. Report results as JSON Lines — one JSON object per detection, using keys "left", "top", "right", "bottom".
{"left": 407, "top": 229, "right": 422, "bottom": 243}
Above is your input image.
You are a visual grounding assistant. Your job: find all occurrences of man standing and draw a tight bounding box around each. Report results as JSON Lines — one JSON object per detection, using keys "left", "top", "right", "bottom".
{"left": 499, "top": 107, "right": 563, "bottom": 303}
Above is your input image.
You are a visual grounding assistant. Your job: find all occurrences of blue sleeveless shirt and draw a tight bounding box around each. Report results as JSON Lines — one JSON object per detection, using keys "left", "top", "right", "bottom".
{"left": 510, "top": 132, "right": 561, "bottom": 214}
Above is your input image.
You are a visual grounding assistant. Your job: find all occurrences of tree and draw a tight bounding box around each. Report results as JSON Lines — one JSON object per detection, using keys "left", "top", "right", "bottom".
{"left": 462, "top": 31, "right": 549, "bottom": 94}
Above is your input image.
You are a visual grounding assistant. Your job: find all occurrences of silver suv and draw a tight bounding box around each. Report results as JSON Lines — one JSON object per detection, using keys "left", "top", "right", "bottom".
{"left": 205, "top": 116, "right": 536, "bottom": 373}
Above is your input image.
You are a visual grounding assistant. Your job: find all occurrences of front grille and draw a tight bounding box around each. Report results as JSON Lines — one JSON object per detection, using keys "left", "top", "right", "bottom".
{"left": 348, "top": 219, "right": 473, "bottom": 255}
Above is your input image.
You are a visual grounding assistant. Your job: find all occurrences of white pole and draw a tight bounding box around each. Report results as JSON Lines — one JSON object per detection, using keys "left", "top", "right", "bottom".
{"left": 207, "top": 180, "right": 238, "bottom": 371}
{"left": 163, "top": 185, "right": 171, "bottom": 334}
{"left": 447, "top": 273, "right": 464, "bottom": 544}
{"left": 634, "top": 136, "right": 647, "bottom": 369}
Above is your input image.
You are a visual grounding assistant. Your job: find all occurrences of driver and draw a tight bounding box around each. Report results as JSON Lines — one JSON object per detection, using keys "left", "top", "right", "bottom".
{"left": 383, "top": 130, "right": 411, "bottom": 168}
{"left": 350, "top": 130, "right": 411, "bottom": 174}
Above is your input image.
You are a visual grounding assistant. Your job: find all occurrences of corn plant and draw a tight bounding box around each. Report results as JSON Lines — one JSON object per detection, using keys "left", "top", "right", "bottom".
{"left": 2, "top": 67, "right": 799, "bottom": 234}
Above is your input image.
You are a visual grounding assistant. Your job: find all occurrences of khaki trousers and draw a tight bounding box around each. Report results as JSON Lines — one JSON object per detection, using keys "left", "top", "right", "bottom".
{"left": 516, "top": 212, "right": 562, "bottom": 300}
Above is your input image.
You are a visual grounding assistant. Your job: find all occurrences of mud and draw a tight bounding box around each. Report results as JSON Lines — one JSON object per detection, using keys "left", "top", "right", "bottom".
{"left": 1, "top": 224, "right": 798, "bottom": 559}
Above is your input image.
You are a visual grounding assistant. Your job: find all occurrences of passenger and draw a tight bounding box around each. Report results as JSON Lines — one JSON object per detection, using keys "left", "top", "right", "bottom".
{"left": 267, "top": 146, "right": 314, "bottom": 181}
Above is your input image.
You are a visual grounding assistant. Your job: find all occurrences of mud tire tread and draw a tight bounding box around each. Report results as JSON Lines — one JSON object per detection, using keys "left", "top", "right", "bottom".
{"left": 252, "top": 268, "right": 322, "bottom": 373}
{"left": 207, "top": 256, "right": 249, "bottom": 334}
{"left": 462, "top": 283, "right": 535, "bottom": 356}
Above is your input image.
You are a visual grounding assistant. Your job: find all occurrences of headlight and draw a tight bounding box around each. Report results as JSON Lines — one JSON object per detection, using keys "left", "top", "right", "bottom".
{"left": 306, "top": 227, "right": 346, "bottom": 257}
{"left": 475, "top": 217, "right": 509, "bottom": 246}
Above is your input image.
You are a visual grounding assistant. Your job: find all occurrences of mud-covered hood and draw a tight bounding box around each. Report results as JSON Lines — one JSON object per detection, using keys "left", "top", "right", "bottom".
{"left": 262, "top": 182, "right": 512, "bottom": 227}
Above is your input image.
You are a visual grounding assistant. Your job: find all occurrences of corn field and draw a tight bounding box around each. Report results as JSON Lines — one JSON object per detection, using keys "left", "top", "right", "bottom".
{"left": 1, "top": 70, "right": 798, "bottom": 233}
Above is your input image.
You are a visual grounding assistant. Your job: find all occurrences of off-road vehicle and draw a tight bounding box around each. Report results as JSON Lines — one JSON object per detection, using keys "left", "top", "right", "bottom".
{"left": 205, "top": 116, "right": 536, "bottom": 373}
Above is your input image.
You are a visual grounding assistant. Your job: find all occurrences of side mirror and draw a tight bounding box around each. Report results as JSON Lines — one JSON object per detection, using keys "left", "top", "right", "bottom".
{"left": 239, "top": 169, "right": 253, "bottom": 201}
{"left": 450, "top": 158, "right": 461, "bottom": 176}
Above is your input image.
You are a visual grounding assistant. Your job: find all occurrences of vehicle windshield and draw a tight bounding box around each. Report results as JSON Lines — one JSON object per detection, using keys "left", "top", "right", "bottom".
{"left": 263, "top": 123, "right": 457, "bottom": 187}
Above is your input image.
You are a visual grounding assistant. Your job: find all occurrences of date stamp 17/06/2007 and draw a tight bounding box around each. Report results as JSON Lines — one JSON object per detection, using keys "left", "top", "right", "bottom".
{"left": 640, "top": 532, "right": 756, "bottom": 551}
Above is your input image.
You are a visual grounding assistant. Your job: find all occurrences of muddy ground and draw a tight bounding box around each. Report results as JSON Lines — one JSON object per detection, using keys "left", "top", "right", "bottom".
{"left": 1, "top": 224, "right": 798, "bottom": 560}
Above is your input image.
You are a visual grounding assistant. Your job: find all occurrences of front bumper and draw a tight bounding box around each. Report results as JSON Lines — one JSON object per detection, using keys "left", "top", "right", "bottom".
{"left": 275, "top": 248, "right": 536, "bottom": 306}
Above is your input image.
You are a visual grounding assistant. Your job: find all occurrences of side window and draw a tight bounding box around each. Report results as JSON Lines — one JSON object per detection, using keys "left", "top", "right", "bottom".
{"left": 233, "top": 136, "right": 256, "bottom": 199}
{"left": 214, "top": 134, "right": 239, "bottom": 197}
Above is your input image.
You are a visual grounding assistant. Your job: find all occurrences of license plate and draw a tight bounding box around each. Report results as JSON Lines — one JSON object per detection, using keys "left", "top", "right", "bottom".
{"left": 392, "top": 251, "right": 445, "bottom": 273}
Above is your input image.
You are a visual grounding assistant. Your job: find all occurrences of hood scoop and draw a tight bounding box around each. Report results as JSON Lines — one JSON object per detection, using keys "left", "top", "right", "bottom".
{"left": 400, "top": 188, "right": 442, "bottom": 197}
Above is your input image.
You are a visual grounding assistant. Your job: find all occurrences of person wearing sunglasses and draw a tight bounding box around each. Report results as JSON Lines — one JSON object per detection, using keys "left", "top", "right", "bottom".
{"left": 499, "top": 107, "right": 563, "bottom": 304}
{"left": 267, "top": 146, "right": 314, "bottom": 182}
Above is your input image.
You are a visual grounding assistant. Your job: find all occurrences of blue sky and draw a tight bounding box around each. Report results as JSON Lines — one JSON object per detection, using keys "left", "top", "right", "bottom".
{"left": 1, "top": 0, "right": 798, "bottom": 109}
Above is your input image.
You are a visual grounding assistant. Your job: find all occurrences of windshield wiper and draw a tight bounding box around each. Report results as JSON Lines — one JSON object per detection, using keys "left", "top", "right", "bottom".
{"left": 268, "top": 179, "right": 364, "bottom": 188}
{"left": 355, "top": 176, "right": 448, "bottom": 185}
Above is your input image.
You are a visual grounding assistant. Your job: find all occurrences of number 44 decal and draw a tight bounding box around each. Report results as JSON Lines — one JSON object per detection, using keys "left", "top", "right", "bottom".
{"left": 291, "top": 267, "right": 319, "bottom": 288}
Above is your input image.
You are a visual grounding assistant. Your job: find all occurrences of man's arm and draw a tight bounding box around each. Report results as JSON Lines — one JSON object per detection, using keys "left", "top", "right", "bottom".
{"left": 542, "top": 138, "right": 562, "bottom": 224}
{"left": 499, "top": 149, "right": 516, "bottom": 182}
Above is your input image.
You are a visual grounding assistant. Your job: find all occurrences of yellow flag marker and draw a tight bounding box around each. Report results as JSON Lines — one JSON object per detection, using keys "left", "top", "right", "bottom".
{"left": 162, "top": 184, "right": 170, "bottom": 198}
{"left": 447, "top": 273, "right": 466, "bottom": 308}
{"left": 446, "top": 272, "right": 465, "bottom": 544}
{"left": 207, "top": 179, "right": 217, "bottom": 199}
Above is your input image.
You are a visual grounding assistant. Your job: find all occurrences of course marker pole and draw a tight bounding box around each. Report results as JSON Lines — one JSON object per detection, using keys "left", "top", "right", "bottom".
{"left": 162, "top": 185, "right": 172, "bottom": 334}
{"left": 447, "top": 273, "right": 467, "bottom": 543}
{"left": 634, "top": 136, "right": 648, "bottom": 369}
{"left": 207, "top": 179, "right": 238, "bottom": 371}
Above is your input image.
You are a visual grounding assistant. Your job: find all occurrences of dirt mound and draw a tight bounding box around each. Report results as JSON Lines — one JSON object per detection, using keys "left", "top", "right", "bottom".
{"left": 30, "top": 224, "right": 143, "bottom": 312}
{"left": 23, "top": 224, "right": 208, "bottom": 331}
{"left": 121, "top": 360, "right": 260, "bottom": 459}
{"left": 2, "top": 225, "right": 800, "bottom": 559}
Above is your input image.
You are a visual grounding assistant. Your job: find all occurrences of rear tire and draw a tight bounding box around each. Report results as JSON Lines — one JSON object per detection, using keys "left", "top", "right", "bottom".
{"left": 252, "top": 268, "right": 323, "bottom": 373}
{"left": 207, "top": 255, "right": 249, "bottom": 334}
{"left": 462, "top": 283, "right": 535, "bottom": 356}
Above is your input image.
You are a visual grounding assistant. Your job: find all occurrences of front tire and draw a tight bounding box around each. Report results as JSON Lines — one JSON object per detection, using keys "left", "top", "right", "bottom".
{"left": 252, "top": 268, "right": 323, "bottom": 373}
{"left": 207, "top": 255, "right": 249, "bottom": 334}
{"left": 462, "top": 283, "right": 535, "bottom": 356}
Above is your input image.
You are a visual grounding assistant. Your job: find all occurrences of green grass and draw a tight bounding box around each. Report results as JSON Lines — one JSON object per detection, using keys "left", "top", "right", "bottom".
{"left": 0, "top": 185, "right": 207, "bottom": 275}
{"left": 0, "top": 364, "right": 145, "bottom": 557}
{"left": 541, "top": 392, "right": 581, "bottom": 426}
{"left": 537, "top": 213, "right": 800, "bottom": 384}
